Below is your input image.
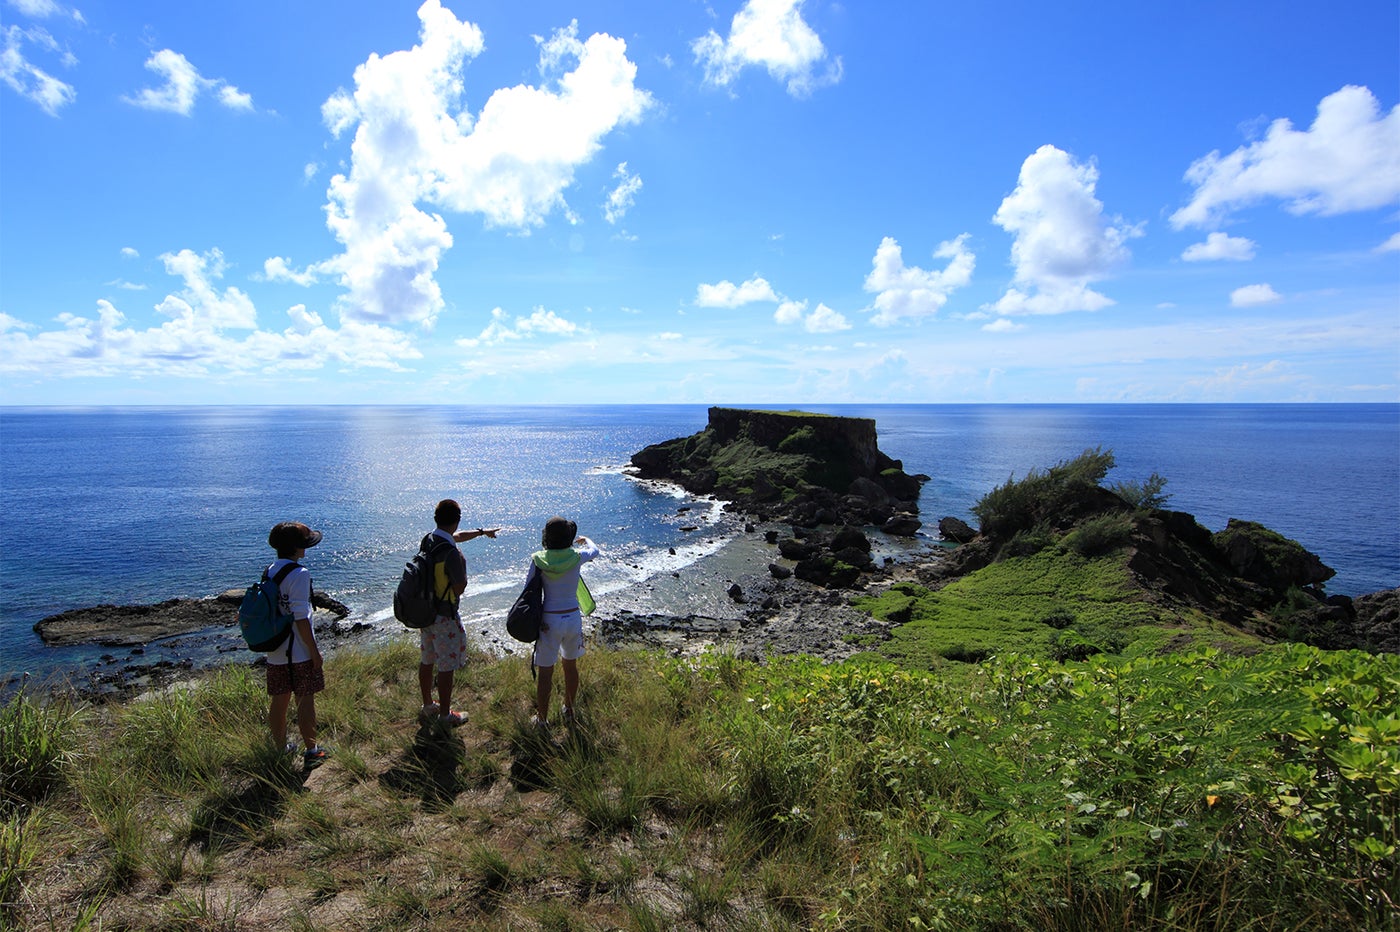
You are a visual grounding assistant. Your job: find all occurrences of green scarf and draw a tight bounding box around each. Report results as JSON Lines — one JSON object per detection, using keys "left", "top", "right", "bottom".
{"left": 532, "top": 548, "right": 595, "bottom": 615}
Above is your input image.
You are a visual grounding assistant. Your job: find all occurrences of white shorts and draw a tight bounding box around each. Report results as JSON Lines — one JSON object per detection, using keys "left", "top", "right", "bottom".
{"left": 534, "top": 610, "right": 585, "bottom": 667}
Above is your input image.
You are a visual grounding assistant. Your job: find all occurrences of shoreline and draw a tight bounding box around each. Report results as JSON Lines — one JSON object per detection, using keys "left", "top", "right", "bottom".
{"left": 6, "top": 522, "right": 952, "bottom": 701}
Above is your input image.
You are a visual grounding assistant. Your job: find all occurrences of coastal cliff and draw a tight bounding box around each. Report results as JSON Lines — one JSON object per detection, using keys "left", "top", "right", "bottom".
{"left": 630, "top": 407, "right": 925, "bottom": 531}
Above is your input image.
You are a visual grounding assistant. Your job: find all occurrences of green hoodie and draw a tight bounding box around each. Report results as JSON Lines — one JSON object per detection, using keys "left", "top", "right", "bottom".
{"left": 531, "top": 548, "right": 595, "bottom": 615}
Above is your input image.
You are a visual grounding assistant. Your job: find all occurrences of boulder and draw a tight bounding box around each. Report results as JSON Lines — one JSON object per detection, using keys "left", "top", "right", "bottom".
{"left": 937, "top": 516, "right": 977, "bottom": 544}
{"left": 882, "top": 513, "right": 922, "bottom": 537}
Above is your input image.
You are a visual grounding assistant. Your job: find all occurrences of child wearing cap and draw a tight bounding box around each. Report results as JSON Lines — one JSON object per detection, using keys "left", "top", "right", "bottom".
{"left": 265, "top": 521, "right": 329, "bottom": 766}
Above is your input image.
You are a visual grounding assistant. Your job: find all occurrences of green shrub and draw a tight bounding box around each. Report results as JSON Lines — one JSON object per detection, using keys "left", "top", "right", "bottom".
{"left": 1061, "top": 511, "right": 1134, "bottom": 557}
{"left": 972, "top": 447, "right": 1116, "bottom": 539}
{"left": 1111, "top": 471, "right": 1171, "bottom": 510}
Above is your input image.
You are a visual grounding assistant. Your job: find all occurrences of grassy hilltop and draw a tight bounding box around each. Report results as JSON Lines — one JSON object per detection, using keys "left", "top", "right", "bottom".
{"left": 3, "top": 446, "right": 1397, "bottom": 930}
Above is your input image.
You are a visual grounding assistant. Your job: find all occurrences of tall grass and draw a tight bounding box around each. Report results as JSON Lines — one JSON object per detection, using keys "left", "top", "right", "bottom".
{"left": 3, "top": 639, "right": 1395, "bottom": 930}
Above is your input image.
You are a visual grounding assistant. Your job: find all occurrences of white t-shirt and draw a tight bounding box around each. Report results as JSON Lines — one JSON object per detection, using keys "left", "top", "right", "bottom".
{"left": 265, "top": 558, "right": 314, "bottom": 665}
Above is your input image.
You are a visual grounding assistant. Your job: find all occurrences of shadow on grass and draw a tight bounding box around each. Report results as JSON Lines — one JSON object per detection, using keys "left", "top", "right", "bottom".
{"left": 189, "top": 753, "right": 309, "bottom": 853}
{"left": 507, "top": 713, "right": 594, "bottom": 793}
{"left": 378, "top": 721, "right": 469, "bottom": 810}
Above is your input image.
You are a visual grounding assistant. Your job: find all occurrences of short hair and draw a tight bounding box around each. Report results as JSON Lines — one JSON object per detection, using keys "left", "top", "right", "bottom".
{"left": 434, "top": 499, "right": 462, "bottom": 528}
{"left": 542, "top": 516, "right": 577, "bottom": 550}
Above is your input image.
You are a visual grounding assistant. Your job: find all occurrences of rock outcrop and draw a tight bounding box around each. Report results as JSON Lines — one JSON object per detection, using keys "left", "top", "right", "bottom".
{"left": 631, "top": 407, "right": 926, "bottom": 531}
{"left": 34, "top": 590, "right": 352, "bottom": 647}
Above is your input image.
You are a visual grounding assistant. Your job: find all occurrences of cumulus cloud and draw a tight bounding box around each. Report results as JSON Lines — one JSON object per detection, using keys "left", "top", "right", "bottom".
{"left": 989, "top": 145, "right": 1140, "bottom": 316}
{"left": 1182, "top": 231, "right": 1256, "bottom": 262}
{"left": 1230, "top": 283, "right": 1282, "bottom": 307}
{"left": 1, "top": 23, "right": 76, "bottom": 115}
{"left": 803, "top": 302, "right": 850, "bottom": 333}
{"left": 1376, "top": 232, "right": 1400, "bottom": 253}
{"left": 695, "top": 276, "right": 778, "bottom": 307}
{"left": 982, "top": 318, "right": 1024, "bottom": 333}
{"left": 1171, "top": 85, "right": 1400, "bottom": 229}
{"left": 262, "top": 256, "right": 320, "bottom": 287}
{"left": 123, "top": 49, "right": 254, "bottom": 115}
{"left": 0, "top": 247, "right": 419, "bottom": 377}
{"left": 456, "top": 306, "right": 585, "bottom": 347}
{"left": 317, "top": 4, "right": 651, "bottom": 326}
{"left": 692, "top": 0, "right": 841, "bottom": 97}
{"left": 120, "top": 247, "right": 139, "bottom": 259}
{"left": 863, "top": 234, "right": 975, "bottom": 326}
{"left": 604, "top": 162, "right": 642, "bottom": 224}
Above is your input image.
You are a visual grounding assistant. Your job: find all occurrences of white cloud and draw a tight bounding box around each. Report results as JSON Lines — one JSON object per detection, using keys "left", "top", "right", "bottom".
{"left": 989, "top": 145, "right": 1140, "bottom": 316}
{"left": 982, "top": 318, "right": 1024, "bottom": 333}
{"left": 263, "top": 256, "right": 320, "bottom": 287}
{"left": 863, "top": 234, "right": 975, "bottom": 325}
{"left": 123, "top": 49, "right": 254, "bottom": 115}
{"left": 120, "top": 247, "right": 139, "bottom": 259}
{"left": 303, "top": 162, "right": 320, "bottom": 183}
{"left": 695, "top": 276, "right": 778, "bottom": 307}
{"left": 1230, "top": 283, "right": 1282, "bottom": 307}
{"left": 105, "top": 279, "right": 147, "bottom": 291}
{"left": 604, "top": 162, "right": 642, "bottom": 224}
{"left": 692, "top": 0, "right": 841, "bottom": 97}
{"left": 1171, "top": 85, "right": 1400, "bottom": 229}
{"left": 803, "top": 302, "right": 849, "bottom": 333}
{"left": 319, "top": 5, "right": 651, "bottom": 326}
{"left": 8, "top": 0, "right": 83, "bottom": 20}
{"left": 1, "top": 24, "right": 76, "bottom": 115}
{"left": 1375, "top": 232, "right": 1400, "bottom": 253}
{"left": 0, "top": 249, "right": 419, "bottom": 377}
{"left": 456, "top": 306, "right": 585, "bottom": 347}
{"left": 773, "top": 298, "right": 805, "bottom": 324}
{"left": 1182, "top": 231, "right": 1256, "bottom": 262}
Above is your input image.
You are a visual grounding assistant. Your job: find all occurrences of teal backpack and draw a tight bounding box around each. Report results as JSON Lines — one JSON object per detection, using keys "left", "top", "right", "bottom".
{"left": 238, "top": 562, "right": 299, "bottom": 657}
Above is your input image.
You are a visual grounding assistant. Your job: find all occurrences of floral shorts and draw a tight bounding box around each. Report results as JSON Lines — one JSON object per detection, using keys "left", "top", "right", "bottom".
{"left": 266, "top": 659, "right": 325, "bottom": 697}
{"left": 420, "top": 615, "right": 469, "bottom": 672}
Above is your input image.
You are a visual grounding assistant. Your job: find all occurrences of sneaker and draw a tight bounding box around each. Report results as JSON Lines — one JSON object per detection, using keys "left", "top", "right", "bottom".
{"left": 419, "top": 702, "right": 440, "bottom": 723}
{"left": 438, "top": 709, "right": 466, "bottom": 727}
{"left": 283, "top": 740, "right": 299, "bottom": 755}
{"left": 303, "top": 746, "right": 330, "bottom": 767}
{"left": 529, "top": 713, "right": 549, "bottom": 730}
{"left": 561, "top": 705, "right": 576, "bottom": 724}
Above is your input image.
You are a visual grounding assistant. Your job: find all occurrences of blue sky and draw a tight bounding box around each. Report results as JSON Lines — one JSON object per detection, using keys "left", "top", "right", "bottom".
{"left": 2, "top": 0, "right": 1397, "bottom": 405}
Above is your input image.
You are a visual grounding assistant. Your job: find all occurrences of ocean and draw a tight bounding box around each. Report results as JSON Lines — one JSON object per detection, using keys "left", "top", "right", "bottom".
{"left": 2, "top": 404, "right": 1396, "bottom": 683}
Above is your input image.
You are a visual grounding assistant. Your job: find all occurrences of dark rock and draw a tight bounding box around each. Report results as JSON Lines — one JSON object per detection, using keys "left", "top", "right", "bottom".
{"left": 937, "top": 516, "right": 977, "bottom": 544}
{"left": 882, "top": 513, "right": 922, "bottom": 537}
{"left": 1353, "top": 588, "right": 1400, "bottom": 654}
{"left": 778, "top": 538, "right": 818, "bottom": 560}
{"left": 727, "top": 584, "right": 746, "bottom": 603}
{"left": 1213, "top": 519, "right": 1335, "bottom": 595}
{"left": 768, "top": 563, "right": 793, "bottom": 580}
{"left": 830, "top": 526, "right": 871, "bottom": 553}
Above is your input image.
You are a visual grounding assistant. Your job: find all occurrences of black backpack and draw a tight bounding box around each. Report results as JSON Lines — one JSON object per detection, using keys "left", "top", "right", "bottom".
{"left": 393, "top": 536, "right": 453, "bottom": 629}
{"left": 506, "top": 568, "right": 544, "bottom": 643}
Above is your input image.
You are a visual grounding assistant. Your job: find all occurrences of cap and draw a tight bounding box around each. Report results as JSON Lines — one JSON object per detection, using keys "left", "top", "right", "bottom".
{"left": 268, "top": 521, "right": 323, "bottom": 551}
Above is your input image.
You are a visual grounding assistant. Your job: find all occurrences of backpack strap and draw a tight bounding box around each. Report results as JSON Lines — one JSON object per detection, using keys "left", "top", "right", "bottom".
{"left": 269, "top": 562, "right": 301, "bottom": 663}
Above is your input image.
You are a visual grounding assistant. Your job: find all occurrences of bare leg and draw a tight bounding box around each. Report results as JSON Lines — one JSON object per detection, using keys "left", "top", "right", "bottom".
{"left": 561, "top": 658, "right": 579, "bottom": 713}
{"left": 535, "top": 664, "right": 554, "bottom": 719}
{"left": 295, "top": 693, "right": 318, "bottom": 748}
{"left": 436, "top": 670, "right": 454, "bottom": 714}
{"left": 419, "top": 663, "right": 435, "bottom": 707}
{"left": 269, "top": 692, "right": 292, "bottom": 747}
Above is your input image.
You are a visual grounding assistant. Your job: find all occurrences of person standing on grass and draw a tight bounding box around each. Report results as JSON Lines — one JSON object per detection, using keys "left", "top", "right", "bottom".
{"left": 528, "top": 516, "right": 599, "bottom": 728}
{"left": 265, "top": 521, "right": 330, "bottom": 767}
{"left": 418, "top": 498, "right": 500, "bottom": 727}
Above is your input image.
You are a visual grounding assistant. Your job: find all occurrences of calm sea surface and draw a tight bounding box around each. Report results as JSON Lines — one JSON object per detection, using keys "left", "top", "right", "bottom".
{"left": 2, "top": 404, "right": 1396, "bottom": 680}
